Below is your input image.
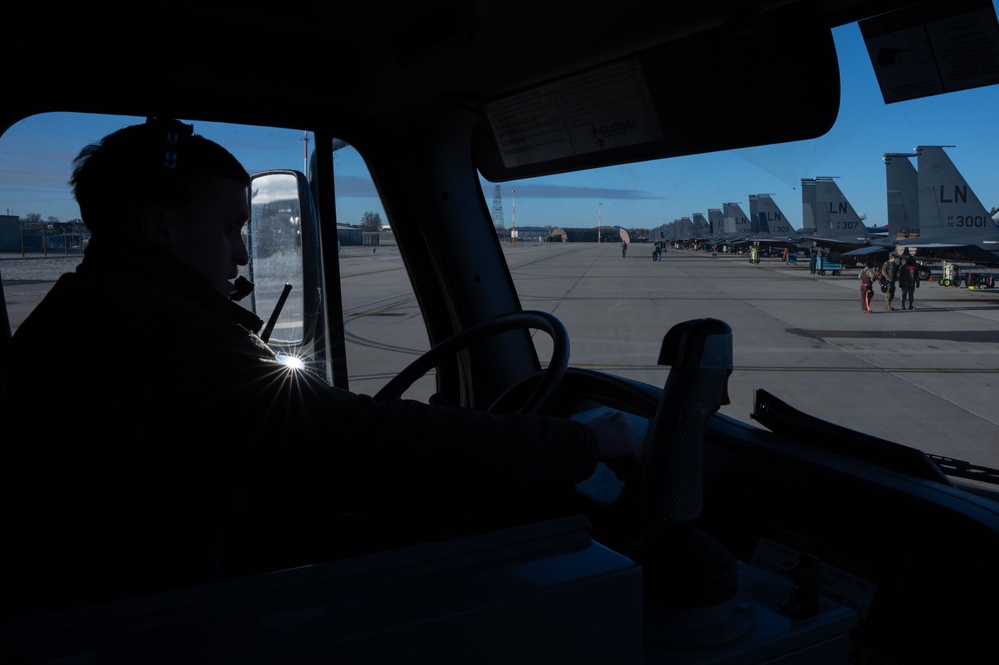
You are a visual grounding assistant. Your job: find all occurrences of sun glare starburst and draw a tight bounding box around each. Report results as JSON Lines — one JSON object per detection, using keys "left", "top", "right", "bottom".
{"left": 275, "top": 354, "right": 305, "bottom": 371}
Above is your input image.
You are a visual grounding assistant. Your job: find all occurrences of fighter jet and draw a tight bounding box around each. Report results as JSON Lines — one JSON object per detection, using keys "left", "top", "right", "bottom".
{"left": 734, "top": 193, "right": 810, "bottom": 251}
{"left": 843, "top": 146, "right": 999, "bottom": 268}
{"left": 798, "top": 176, "right": 873, "bottom": 258}
{"left": 898, "top": 145, "right": 999, "bottom": 265}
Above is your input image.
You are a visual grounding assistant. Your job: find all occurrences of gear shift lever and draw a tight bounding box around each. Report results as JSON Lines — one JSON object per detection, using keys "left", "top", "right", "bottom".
{"left": 640, "top": 318, "right": 732, "bottom": 526}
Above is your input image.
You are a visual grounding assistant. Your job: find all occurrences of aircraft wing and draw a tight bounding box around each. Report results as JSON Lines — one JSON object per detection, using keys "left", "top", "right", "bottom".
{"left": 894, "top": 242, "right": 999, "bottom": 265}
{"left": 843, "top": 240, "right": 999, "bottom": 266}
{"left": 841, "top": 245, "right": 890, "bottom": 257}
{"left": 748, "top": 238, "right": 809, "bottom": 249}
{"left": 798, "top": 235, "right": 871, "bottom": 252}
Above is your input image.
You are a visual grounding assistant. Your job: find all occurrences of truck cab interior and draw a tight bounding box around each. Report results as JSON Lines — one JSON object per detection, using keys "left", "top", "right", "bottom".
{"left": 2, "top": 1, "right": 999, "bottom": 663}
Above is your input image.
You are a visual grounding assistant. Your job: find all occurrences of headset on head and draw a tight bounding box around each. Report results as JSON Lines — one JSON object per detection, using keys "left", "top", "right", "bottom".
{"left": 145, "top": 116, "right": 194, "bottom": 173}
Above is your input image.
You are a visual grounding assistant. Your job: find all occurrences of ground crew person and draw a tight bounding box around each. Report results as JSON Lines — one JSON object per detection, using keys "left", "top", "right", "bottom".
{"left": 898, "top": 256, "right": 920, "bottom": 310}
{"left": 881, "top": 254, "right": 899, "bottom": 310}
{"left": 860, "top": 260, "right": 878, "bottom": 313}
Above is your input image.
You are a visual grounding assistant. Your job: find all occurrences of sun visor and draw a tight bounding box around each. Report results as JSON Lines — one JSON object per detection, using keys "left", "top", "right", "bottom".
{"left": 474, "top": 1, "right": 840, "bottom": 181}
{"left": 860, "top": 0, "right": 999, "bottom": 104}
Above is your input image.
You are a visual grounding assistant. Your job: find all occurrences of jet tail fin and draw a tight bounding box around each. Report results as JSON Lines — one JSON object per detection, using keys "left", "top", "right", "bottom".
{"left": 916, "top": 145, "right": 996, "bottom": 241}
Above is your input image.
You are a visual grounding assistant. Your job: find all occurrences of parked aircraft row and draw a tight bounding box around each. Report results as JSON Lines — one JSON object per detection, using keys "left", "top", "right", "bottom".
{"left": 652, "top": 146, "right": 999, "bottom": 268}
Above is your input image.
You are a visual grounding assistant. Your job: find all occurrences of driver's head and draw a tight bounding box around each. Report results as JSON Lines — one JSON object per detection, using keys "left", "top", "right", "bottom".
{"left": 70, "top": 118, "right": 252, "bottom": 297}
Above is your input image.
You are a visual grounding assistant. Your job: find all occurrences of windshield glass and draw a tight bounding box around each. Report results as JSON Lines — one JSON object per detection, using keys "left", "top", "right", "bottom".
{"left": 481, "top": 18, "right": 999, "bottom": 470}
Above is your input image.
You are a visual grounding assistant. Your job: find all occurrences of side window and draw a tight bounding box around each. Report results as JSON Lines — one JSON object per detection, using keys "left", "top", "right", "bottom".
{"left": 0, "top": 114, "right": 432, "bottom": 401}
{"left": 326, "top": 144, "right": 434, "bottom": 401}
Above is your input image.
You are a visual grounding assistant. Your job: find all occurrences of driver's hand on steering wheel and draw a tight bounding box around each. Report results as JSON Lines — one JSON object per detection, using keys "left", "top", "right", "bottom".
{"left": 586, "top": 411, "right": 644, "bottom": 481}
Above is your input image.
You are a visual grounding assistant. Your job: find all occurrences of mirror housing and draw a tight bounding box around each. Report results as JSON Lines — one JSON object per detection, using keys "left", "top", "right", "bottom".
{"left": 247, "top": 170, "right": 329, "bottom": 378}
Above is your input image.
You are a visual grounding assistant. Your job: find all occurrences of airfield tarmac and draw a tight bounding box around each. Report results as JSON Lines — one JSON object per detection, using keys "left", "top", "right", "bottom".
{"left": 3, "top": 243, "right": 998, "bottom": 467}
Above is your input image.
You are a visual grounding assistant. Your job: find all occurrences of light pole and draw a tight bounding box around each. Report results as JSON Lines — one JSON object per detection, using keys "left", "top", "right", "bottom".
{"left": 511, "top": 188, "right": 517, "bottom": 246}
{"left": 597, "top": 202, "right": 602, "bottom": 244}
{"left": 302, "top": 131, "right": 309, "bottom": 175}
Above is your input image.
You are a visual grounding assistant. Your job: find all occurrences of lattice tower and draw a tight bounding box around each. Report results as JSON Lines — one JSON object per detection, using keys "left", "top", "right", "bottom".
{"left": 491, "top": 184, "right": 505, "bottom": 228}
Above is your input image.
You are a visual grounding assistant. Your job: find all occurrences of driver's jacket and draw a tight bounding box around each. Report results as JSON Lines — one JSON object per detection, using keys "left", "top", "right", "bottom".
{"left": 0, "top": 244, "right": 599, "bottom": 615}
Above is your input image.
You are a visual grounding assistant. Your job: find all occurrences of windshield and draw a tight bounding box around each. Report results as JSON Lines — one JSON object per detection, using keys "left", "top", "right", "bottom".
{"left": 481, "top": 19, "right": 999, "bottom": 470}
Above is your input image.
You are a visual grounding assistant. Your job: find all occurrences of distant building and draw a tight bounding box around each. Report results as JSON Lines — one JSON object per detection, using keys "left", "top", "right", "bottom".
{"left": 547, "top": 226, "right": 633, "bottom": 243}
{"left": 0, "top": 217, "right": 88, "bottom": 254}
{"left": 336, "top": 224, "right": 363, "bottom": 246}
{"left": 0, "top": 215, "right": 19, "bottom": 252}
{"left": 512, "top": 226, "right": 549, "bottom": 242}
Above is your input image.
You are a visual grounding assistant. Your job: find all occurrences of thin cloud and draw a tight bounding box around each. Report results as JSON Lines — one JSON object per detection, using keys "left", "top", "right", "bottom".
{"left": 486, "top": 183, "right": 661, "bottom": 200}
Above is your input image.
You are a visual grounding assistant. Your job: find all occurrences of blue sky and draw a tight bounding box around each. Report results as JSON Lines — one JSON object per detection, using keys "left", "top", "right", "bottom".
{"left": 494, "top": 18, "right": 999, "bottom": 232}
{"left": 2, "top": 15, "right": 998, "bottom": 231}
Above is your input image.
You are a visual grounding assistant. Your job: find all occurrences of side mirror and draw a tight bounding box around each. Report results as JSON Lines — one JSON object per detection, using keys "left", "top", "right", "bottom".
{"left": 247, "top": 170, "right": 328, "bottom": 375}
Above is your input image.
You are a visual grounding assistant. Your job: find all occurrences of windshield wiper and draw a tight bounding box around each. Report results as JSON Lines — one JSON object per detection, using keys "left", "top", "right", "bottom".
{"left": 751, "top": 388, "right": 951, "bottom": 485}
{"left": 927, "top": 455, "right": 999, "bottom": 486}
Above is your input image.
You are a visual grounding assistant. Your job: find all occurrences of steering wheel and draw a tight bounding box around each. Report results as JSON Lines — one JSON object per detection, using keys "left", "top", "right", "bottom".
{"left": 372, "top": 310, "right": 569, "bottom": 415}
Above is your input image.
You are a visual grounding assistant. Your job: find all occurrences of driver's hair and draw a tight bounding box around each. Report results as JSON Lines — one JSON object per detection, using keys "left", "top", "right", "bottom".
{"left": 69, "top": 119, "right": 250, "bottom": 239}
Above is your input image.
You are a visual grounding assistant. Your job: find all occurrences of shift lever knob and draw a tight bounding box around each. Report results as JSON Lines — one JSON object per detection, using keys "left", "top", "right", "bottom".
{"left": 640, "top": 318, "right": 732, "bottom": 526}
